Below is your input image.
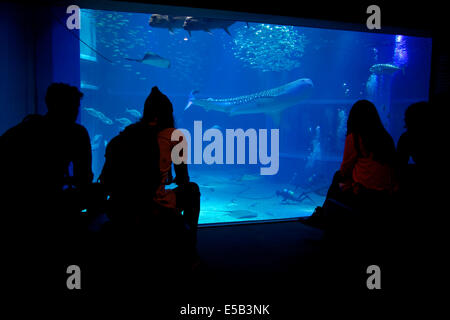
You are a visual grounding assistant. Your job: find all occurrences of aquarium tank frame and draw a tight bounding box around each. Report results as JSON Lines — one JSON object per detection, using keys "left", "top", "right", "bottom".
{"left": 75, "top": 0, "right": 432, "bottom": 227}
{"left": 76, "top": 1, "right": 432, "bottom": 37}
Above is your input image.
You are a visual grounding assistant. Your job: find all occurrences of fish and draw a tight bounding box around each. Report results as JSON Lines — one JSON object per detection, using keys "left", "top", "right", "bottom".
{"left": 199, "top": 184, "right": 215, "bottom": 192}
{"left": 237, "top": 174, "right": 262, "bottom": 182}
{"left": 125, "top": 108, "right": 142, "bottom": 118}
{"left": 92, "top": 143, "right": 100, "bottom": 151}
{"left": 80, "top": 82, "right": 99, "bottom": 90}
{"left": 185, "top": 78, "right": 313, "bottom": 125}
{"left": 183, "top": 17, "right": 235, "bottom": 36}
{"left": 148, "top": 14, "right": 188, "bottom": 34}
{"left": 369, "top": 63, "right": 403, "bottom": 75}
{"left": 225, "top": 210, "right": 258, "bottom": 219}
{"left": 125, "top": 52, "right": 171, "bottom": 68}
{"left": 92, "top": 134, "right": 102, "bottom": 144}
{"left": 115, "top": 117, "right": 133, "bottom": 128}
{"left": 84, "top": 107, "right": 103, "bottom": 118}
{"left": 91, "top": 134, "right": 103, "bottom": 151}
{"left": 100, "top": 117, "right": 113, "bottom": 125}
{"left": 84, "top": 107, "right": 113, "bottom": 125}
{"left": 231, "top": 24, "right": 306, "bottom": 72}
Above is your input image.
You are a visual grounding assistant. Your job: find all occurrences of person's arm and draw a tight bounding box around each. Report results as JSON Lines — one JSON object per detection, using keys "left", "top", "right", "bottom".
{"left": 73, "top": 126, "right": 94, "bottom": 188}
{"left": 174, "top": 162, "right": 189, "bottom": 185}
{"left": 395, "top": 132, "right": 413, "bottom": 186}
{"left": 340, "top": 133, "right": 358, "bottom": 179}
{"left": 396, "top": 132, "right": 411, "bottom": 167}
{"left": 171, "top": 129, "right": 190, "bottom": 185}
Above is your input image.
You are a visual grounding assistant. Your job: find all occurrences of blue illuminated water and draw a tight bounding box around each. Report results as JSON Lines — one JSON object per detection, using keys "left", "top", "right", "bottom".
{"left": 80, "top": 9, "right": 432, "bottom": 224}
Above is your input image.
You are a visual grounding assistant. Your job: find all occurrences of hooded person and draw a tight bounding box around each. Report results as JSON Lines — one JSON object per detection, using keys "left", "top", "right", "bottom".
{"left": 100, "top": 86, "right": 200, "bottom": 259}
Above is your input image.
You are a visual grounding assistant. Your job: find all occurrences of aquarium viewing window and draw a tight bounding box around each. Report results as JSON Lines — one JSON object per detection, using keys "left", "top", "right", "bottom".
{"left": 79, "top": 7, "right": 432, "bottom": 225}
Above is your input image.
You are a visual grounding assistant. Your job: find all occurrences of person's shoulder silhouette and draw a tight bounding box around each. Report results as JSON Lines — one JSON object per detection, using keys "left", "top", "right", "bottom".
{"left": 101, "top": 119, "right": 160, "bottom": 201}
{"left": 0, "top": 83, "right": 92, "bottom": 199}
{"left": 397, "top": 101, "right": 428, "bottom": 168}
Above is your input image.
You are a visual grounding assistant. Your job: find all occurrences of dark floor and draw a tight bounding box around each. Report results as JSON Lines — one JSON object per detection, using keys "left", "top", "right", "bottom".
{"left": 189, "top": 220, "right": 380, "bottom": 307}
{"left": 19, "top": 217, "right": 412, "bottom": 314}
{"left": 197, "top": 219, "right": 323, "bottom": 277}
{"left": 182, "top": 220, "right": 330, "bottom": 315}
{"left": 192, "top": 218, "right": 416, "bottom": 306}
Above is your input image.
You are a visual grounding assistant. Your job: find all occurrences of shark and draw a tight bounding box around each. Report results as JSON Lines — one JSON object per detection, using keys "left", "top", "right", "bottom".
{"left": 148, "top": 14, "right": 187, "bottom": 34}
{"left": 185, "top": 78, "right": 313, "bottom": 125}
{"left": 182, "top": 17, "right": 235, "bottom": 36}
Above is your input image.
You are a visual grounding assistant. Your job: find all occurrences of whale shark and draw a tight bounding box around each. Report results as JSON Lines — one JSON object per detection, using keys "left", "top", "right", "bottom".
{"left": 185, "top": 78, "right": 313, "bottom": 125}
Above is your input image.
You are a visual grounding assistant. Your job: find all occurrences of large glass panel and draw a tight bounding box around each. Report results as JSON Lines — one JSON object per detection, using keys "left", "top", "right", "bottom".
{"left": 80, "top": 9, "right": 432, "bottom": 224}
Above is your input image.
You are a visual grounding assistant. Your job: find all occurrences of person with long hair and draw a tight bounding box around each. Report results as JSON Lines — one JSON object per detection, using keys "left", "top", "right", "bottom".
{"left": 338, "top": 99, "right": 397, "bottom": 197}
{"left": 306, "top": 100, "right": 397, "bottom": 228}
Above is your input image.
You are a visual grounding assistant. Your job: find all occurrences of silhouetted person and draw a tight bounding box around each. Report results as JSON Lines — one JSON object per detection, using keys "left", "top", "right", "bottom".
{"left": 331, "top": 99, "right": 397, "bottom": 200}
{"left": 419, "top": 91, "right": 448, "bottom": 294}
{"left": 309, "top": 100, "right": 397, "bottom": 216}
{"left": 99, "top": 86, "right": 200, "bottom": 272}
{"left": 315, "top": 100, "right": 398, "bottom": 289}
{"left": 1, "top": 83, "right": 92, "bottom": 223}
{"left": 396, "top": 102, "right": 429, "bottom": 190}
{"left": 307, "top": 100, "right": 397, "bottom": 257}
{"left": 0, "top": 83, "right": 92, "bottom": 291}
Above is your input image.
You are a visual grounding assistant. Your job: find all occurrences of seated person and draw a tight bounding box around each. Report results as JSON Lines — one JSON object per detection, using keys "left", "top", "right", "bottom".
{"left": 1, "top": 82, "right": 92, "bottom": 228}
{"left": 308, "top": 100, "right": 397, "bottom": 227}
{"left": 0, "top": 83, "right": 92, "bottom": 290}
{"left": 396, "top": 101, "right": 429, "bottom": 192}
{"left": 99, "top": 87, "right": 200, "bottom": 252}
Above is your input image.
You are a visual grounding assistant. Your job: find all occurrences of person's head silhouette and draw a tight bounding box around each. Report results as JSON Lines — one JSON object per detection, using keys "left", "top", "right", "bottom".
{"left": 143, "top": 86, "right": 174, "bottom": 129}
{"left": 347, "top": 99, "right": 384, "bottom": 136}
{"left": 404, "top": 101, "right": 427, "bottom": 133}
{"left": 45, "top": 83, "right": 83, "bottom": 123}
{"left": 347, "top": 99, "right": 394, "bottom": 164}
